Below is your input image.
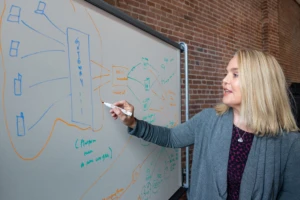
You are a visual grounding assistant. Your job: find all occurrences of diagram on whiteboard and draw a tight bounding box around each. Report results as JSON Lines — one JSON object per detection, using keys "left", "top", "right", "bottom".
{"left": 0, "top": 0, "right": 181, "bottom": 200}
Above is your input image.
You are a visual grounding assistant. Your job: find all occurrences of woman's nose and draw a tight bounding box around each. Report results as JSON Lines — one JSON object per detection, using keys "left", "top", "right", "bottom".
{"left": 223, "top": 75, "right": 229, "bottom": 85}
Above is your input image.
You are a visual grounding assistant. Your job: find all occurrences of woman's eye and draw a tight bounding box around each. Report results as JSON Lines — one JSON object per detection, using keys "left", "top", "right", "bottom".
{"left": 233, "top": 73, "right": 238, "bottom": 77}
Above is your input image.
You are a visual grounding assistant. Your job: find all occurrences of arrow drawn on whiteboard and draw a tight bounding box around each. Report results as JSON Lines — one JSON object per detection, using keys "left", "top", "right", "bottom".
{"left": 92, "top": 74, "right": 110, "bottom": 80}
{"left": 90, "top": 60, "right": 110, "bottom": 71}
{"left": 27, "top": 94, "right": 71, "bottom": 131}
{"left": 21, "top": 20, "right": 65, "bottom": 46}
{"left": 29, "top": 76, "right": 69, "bottom": 88}
{"left": 93, "top": 80, "right": 111, "bottom": 91}
{"left": 21, "top": 49, "right": 65, "bottom": 59}
{"left": 34, "top": 1, "right": 66, "bottom": 35}
{"left": 43, "top": 14, "right": 65, "bottom": 35}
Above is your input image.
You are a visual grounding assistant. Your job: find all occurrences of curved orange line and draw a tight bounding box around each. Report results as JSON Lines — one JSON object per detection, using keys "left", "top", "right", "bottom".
{"left": 118, "top": 146, "right": 158, "bottom": 199}
{"left": 80, "top": 136, "right": 133, "bottom": 200}
{"left": 0, "top": 0, "right": 5, "bottom": 53}
{"left": 70, "top": 0, "right": 76, "bottom": 12}
{"left": 0, "top": 4, "right": 102, "bottom": 158}
{"left": 85, "top": 9, "right": 107, "bottom": 123}
{"left": 86, "top": 9, "right": 102, "bottom": 47}
{"left": 93, "top": 80, "right": 111, "bottom": 91}
{"left": 91, "top": 60, "right": 110, "bottom": 72}
{"left": 0, "top": 1, "right": 88, "bottom": 161}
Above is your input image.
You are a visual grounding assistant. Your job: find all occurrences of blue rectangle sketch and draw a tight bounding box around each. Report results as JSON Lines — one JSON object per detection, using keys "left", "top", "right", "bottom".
{"left": 35, "top": 1, "right": 46, "bottom": 14}
{"left": 14, "top": 73, "right": 22, "bottom": 96}
{"left": 7, "top": 5, "right": 21, "bottom": 23}
{"left": 16, "top": 112, "right": 25, "bottom": 136}
{"left": 67, "top": 28, "right": 93, "bottom": 127}
{"left": 10, "top": 40, "right": 20, "bottom": 57}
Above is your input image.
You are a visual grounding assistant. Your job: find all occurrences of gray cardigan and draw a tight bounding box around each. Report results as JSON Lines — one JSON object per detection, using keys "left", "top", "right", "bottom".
{"left": 128, "top": 108, "right": 300, "bottom": 200}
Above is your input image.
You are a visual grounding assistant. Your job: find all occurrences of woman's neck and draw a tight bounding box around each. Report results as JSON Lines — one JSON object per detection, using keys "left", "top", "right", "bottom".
{"left": 233, "top": 107, "right": 253, "bottom": 133}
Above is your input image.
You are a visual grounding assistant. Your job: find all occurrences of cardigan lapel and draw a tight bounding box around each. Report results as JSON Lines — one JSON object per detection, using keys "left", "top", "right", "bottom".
{"left": 240, "top": 136, "right": 277, "bottom": 200}
{"left": 239, "top": 135, "right": 260, "bottom": 199}
{"left": 211, "top": 109, "right": 234, "bottom": 198}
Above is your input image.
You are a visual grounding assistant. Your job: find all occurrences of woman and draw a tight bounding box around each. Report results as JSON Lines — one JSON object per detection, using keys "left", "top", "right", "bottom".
{"left": 110, "top": 49, "right": 300, "bottom": 200}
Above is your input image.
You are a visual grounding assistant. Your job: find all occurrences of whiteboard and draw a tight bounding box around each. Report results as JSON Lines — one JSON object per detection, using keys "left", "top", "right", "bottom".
{"left": 0, "top": 0, "right": 182, "bottom": 199}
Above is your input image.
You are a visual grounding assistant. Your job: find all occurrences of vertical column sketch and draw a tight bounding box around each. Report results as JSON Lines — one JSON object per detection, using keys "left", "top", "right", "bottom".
{"left": 16, "top": 112, "right": 25, "bottom": 136}
{"left": 67, "top": 28, "right": 93, "bottom": 127}
{"left": 14, "top": 73, "right": 22, "bottom": 96}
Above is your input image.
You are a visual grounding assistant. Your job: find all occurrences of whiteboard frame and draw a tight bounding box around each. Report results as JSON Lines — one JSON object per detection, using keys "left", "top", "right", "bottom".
{"left": 84, "top": 0, "right": 188, "bottom": 199}
{"left": 85, "top": 0, "right": 184, "bottom": 52}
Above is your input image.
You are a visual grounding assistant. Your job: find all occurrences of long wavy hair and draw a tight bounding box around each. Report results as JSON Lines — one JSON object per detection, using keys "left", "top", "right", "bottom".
{"left": 215, "top": 49, "right": 298, "bottom": 136}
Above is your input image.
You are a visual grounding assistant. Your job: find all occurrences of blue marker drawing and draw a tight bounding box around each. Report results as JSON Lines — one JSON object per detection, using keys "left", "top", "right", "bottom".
{"left": 29, "top": 76, "right": 68, "bottom": 88}
{"left": 43, "top": 14, "right": 66, "bottom": 35}
{"left": 7, "top": 5, "right": 21, "bottom": 23}
{"left": 14, "top": 73, "right": 22, "bottom": 96}
{"left": 21, "top": 20, "right": 65, "bottom": 46}
{"left": 28, "top": 94, "right": 71, "bottom": 131}
{"left": 21, "top": 49, "right": 65, "bottom": 59}
{"left": 151, "top": 78, "right": 157, "bottom": 88}
{"left": 127, "top": 76, "right": 143, "bottom": 87}
{"left": 127, "top": 62, "right": 141, "bottom": 77}
{"left": 144, "top": 77, "right": 150, "bottom": 91}
{"left": 16, "top": 112, "right": 25, "bottom": 136}
{"left": 34, "top": 1, "right": 46, "bottom": 14}
{"left": 70, "top": 120, "right": 90, "bottom": 127}
{"left": 9, "top": 40, "right": 20, "bottom": 57}
{"left": 142, "top": 57, "right": 149, "bottom": 68}
{"left": 67, "top": 28, "right": 93, "bottom": 127}
{"left": 127, "top": 85, "right": 141, "bottom": 104}
{"left": 34, "top": 1, "right": 65, "bottom": 35}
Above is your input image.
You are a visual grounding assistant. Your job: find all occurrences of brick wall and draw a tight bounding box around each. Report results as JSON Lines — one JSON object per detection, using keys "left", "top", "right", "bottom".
{"left": 103, "top": 0, "right": 299, "bottom": 199}
{"left": 262, "top": 0, "right": 280, "bottom": 56}
{"left": 279, "top": 0, "right": 300, "bottom": 83}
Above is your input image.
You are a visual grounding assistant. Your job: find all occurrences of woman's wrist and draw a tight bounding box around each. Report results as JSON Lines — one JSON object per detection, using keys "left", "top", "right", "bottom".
{"left": 128, "top": 118, "right": 137, "bottom": 129}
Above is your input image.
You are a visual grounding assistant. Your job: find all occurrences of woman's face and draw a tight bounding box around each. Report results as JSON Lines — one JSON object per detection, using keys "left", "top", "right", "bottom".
{"left": 222, "top": 55, "right": 242, "bottom": 110}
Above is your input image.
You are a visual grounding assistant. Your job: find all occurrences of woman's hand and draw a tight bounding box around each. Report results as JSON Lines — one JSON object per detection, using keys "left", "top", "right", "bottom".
{"left": 110, "top": 100, "right": 136, "bottom": 128}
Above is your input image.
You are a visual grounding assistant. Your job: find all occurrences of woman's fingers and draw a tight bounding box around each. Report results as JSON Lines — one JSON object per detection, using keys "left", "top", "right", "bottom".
{"left": 109, "top": 100, "right": 136, "bottom": 128}
{"left": 114, "top": 100, "right": 134, "bottom": 113}
{"left": 110, "top": 108, "right": 118, "bottom": 120}
{"left": 114, "top": 100, "right": 126, "bottom": 108}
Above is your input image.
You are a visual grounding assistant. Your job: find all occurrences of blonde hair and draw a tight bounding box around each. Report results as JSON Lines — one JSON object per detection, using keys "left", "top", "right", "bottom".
{"left": 215, "top": 49, "right": 299, "bottom": 136}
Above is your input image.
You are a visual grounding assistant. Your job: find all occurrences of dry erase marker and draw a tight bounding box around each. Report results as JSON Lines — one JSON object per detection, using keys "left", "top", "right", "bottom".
{"left": 102, "top": 102, "right": 132, "bottom": 116}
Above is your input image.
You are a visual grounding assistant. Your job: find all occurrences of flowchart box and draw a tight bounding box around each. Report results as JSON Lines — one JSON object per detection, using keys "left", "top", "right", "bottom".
{"left": 112, "top": 66, "right": 128, "bottom": 86}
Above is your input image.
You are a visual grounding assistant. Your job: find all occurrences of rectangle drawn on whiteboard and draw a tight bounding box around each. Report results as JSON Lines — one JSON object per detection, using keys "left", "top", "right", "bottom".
{"left": 16, "top": 112, "right": 25, "bottom": 136}
{"left": 67, "top": 28, "right": 93, "bottom": 127}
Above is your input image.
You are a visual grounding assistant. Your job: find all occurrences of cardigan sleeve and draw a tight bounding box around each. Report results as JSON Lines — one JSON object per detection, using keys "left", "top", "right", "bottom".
{"left": 277, "top": 137, "right": 300, "bottom": 200}
{"left": 127, "top": 109, "right": 211, "bottom": 148}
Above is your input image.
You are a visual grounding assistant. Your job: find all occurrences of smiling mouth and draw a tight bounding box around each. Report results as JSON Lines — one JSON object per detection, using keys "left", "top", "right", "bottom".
{"left": 223, "top": 90, "right": 232, "bottom": 95}
{"left": 224, "top": 89, "right": 232, "bottom": 94}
